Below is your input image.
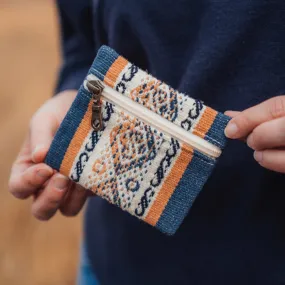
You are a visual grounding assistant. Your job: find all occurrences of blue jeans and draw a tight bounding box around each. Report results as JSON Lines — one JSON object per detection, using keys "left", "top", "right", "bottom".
{"left": 77, "top": 244, "right": 100, "bottom": 285}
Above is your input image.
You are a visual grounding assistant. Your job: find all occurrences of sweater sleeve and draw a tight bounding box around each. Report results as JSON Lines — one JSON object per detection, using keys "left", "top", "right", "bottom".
{"left": 55, "top": 0, "right": 95, "bottom": 94}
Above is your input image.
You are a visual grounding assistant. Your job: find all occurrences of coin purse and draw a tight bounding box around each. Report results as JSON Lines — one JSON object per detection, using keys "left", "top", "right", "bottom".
{"left": 45, "top": 46, "right": 230, "bottom": 235}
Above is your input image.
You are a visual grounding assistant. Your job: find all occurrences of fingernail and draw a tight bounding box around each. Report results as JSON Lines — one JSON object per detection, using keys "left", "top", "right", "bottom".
{"left": 54, "top": 175, "right": 69, "bottom": 190}
{"left": 37, "top": 168, "right": 52, "bottom": 179}
{"left": 247, "top": 135, "right": 254, "bottom": 149}
{"left": 32, "top": 144, "right": 46, "bottom": 162}
{"left": 254, "top": 151, "right": 263, "bottom": 162}
{"left": 225, "top": 123, "right": 238, "bottom": 138}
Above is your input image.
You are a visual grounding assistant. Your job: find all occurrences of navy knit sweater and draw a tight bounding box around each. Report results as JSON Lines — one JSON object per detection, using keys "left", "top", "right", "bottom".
{"left": 56, "top": 1, "right": 285, "bottom": 284}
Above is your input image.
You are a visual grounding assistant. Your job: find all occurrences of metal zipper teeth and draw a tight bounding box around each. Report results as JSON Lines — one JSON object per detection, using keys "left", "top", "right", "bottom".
{"left": 84, "top": 75, "right": 222, "bottom": 159}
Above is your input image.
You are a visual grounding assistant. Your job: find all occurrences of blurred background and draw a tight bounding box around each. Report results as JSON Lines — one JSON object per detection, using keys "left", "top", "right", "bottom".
{"left": 0, "top": 1, "right": 82, "bottom": 284}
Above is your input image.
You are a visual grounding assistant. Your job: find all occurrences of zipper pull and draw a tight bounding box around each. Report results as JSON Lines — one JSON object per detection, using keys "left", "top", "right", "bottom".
{"left": 86, "top": 80, "right": 104, "bottom": 131}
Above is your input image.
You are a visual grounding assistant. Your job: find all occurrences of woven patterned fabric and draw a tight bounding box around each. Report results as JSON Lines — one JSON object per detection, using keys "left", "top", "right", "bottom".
{"left": 45, "top": 46, "right": 230, "bottom": 235}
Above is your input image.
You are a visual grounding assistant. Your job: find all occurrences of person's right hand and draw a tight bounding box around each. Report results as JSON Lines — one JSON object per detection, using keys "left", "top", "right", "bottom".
{"left": 8, "top": 90, "right": 90, "bottom": 221}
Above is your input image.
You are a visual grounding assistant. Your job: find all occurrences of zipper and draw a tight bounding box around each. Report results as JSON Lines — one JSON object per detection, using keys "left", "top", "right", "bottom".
{"left": 85, "top": 76, "right": 221, "bottom": 159}
{"left": 86, "top": 80, "right": 104, "bottom": 131}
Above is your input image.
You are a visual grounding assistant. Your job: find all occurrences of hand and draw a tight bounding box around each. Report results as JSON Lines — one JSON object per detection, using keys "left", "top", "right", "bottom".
{"left": 225, "top": 96, "right": 285, "bottom": 173}
{"left": 9, "top": 90, "right": 89, "bottom": 220}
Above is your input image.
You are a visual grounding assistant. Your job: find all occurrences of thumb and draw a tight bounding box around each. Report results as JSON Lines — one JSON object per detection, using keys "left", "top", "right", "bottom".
{"left": 30, "top": 113, "right": 58, "bottom": 163}
{"left": 225, "top": 96, "right": 285, "bottom": 139}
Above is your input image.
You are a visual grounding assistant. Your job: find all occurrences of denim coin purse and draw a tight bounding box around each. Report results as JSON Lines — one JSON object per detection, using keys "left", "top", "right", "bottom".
{"left": 45, "top": 46, "right": 230, "bottom": 235}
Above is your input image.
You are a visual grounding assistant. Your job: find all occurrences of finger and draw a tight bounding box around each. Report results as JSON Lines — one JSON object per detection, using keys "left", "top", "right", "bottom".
{"left": 30, "top": 113, "right": 58, "bottom": 163}
{"left": 9, "top": 163, "right": 53, "bottom": 199}
{"left": 60, "top": 182, "right": 88, "bottom": 217}
{"left": 254, "top": 149, "right": 285, "bottom": 173}
{"left": 33, "top": 178, "right": 52, "bottom": 200}
{"left": 9, "top": 136, "right": 33, "bottom": 183}
{"left": 225, "top": 96, "right": 285, "bottom": 139}
{"left": 224, "top": 110, "right": 247, "bottom": 142}
{"left": 224, "top": 111, "right": 241, "bottom": 118}
{"left": 224, "top": 111, "right": 248, "bottom": 142}
{"left": 31, "top": 174, "right": 70, "bottom": 221}
{"left": 247, "top": 117, "right": 285, "bottom": 151}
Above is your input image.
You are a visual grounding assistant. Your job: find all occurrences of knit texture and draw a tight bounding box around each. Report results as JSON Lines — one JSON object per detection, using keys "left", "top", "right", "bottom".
{"left": 45, "top": 46, "right": 230, "bottom": 235}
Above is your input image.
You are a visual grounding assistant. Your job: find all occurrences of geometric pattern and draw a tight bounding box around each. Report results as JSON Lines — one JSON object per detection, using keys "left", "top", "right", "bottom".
{"left": 45, "top": 46, "right": 230, "bottom": 235}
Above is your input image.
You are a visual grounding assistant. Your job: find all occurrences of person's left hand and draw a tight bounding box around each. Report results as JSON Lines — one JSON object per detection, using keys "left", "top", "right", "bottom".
{"left": 225, "top": 96, "right": 285, "bottom": 173}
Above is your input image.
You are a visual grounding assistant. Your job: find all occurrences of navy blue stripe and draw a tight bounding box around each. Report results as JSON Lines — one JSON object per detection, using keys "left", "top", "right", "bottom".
{"left": 90, "top": 45, "right": 119, "bottom": 80}
{"left": 204, "top": 112, "right": 230, "bottom": 149}
{"left": 45, "top": 87, "right": 92, "bottom": 171}
{"left": 156, "top": 151, "right": 215, "bottom": 235}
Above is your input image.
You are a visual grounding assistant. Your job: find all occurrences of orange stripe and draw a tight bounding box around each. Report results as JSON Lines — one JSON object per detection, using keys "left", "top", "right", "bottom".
{"left": 144, "top": 145, "right": 194, "bottom": 226}
{"left": 59, "top": 100, "right": 93, "bottom": 176}
{"left": 104, "top": 56, "right": 128, "bottom": 88}
{"left": 193, "top": 107, "right": 218, "bottom": 139}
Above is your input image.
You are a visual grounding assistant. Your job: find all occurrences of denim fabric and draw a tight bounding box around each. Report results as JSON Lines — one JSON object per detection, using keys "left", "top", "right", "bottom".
{"left": 77, "top": 244, "right": 100, "bottom": 285}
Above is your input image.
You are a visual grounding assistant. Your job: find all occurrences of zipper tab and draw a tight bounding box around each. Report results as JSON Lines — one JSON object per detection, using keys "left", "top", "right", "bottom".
{"left": 86, "top": 80, "right": 104, "bottom": 131}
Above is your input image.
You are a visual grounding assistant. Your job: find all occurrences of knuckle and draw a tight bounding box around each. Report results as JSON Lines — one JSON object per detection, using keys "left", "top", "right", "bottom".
{"left": 22, "top": 175, "right": 37, "bottom": 189}
{"left": 269, "top": 96, "right": 285, "bottom": 119}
